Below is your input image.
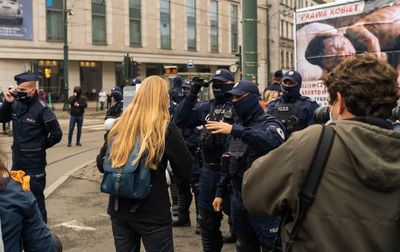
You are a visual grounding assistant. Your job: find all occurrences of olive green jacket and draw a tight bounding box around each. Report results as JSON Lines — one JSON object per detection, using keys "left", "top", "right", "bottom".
{"left": 242, "top": 120, "right": 400, "bottom": 252}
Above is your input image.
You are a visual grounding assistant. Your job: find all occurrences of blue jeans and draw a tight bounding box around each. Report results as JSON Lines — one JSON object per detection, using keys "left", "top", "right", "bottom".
{"left": 100, "top": 101, "right": 105, "bottom": 110}
{"left": 110, "top": 217, "right": 173, "bottom": 252}
{"left": 68, "top": 115, "right": 83, "bottom": 144}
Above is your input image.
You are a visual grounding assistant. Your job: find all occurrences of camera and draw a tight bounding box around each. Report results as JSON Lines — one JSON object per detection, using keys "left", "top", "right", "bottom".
{"left": 11, "top": 90, "right": 18, "bottom": 98}
{"left": 392, "top": 104, "right": 400, "bottom": 121}
{"left": 192, "top": 77, "right": 210, "bottom": 88}
{"left": 313, "top": 105, "right": 330, "bottom": 124}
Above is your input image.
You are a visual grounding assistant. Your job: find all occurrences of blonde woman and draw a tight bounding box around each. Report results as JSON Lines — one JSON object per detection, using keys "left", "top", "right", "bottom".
{"left": 97, "top": 76, "right": 192, "bottom": 252}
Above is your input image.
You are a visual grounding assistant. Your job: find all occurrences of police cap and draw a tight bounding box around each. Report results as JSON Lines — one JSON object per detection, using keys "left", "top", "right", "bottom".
{"left": 274, "top": 70, "right": 283, "bottom": 78}
{"left": 182, "top": 80, "right": 192, "bottom": 89}
{"left": 14, "top": 72, "right": 38, "bottom": 85}
{"left": 111, "top": 86, "right": 121, "bottom": 93}
{"left": 211, "top": 69, "right": 234, "bottom": 83}
{"left": 225, "top": 80, "right": 260, "bottom": 97}
{"left": 282, "top": 70, "right": 302, "bottom": 85}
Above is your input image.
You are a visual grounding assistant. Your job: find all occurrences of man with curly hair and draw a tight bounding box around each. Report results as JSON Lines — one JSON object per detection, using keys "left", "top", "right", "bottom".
{"left": 242, "top": 53, "right": 400, "bottom": 252}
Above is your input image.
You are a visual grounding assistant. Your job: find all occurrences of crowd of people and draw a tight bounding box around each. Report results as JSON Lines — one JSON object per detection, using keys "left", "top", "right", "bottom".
{"left": 0, "top": 52, "right": 399, "bottom": 252}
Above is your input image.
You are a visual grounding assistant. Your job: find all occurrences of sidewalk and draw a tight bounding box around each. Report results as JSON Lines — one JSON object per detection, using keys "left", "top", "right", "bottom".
{"left": 46, "top": 162, "right": 235, "bottom": 252}
{"left": 51, "top": 101, "right": 107, "bottom": 119}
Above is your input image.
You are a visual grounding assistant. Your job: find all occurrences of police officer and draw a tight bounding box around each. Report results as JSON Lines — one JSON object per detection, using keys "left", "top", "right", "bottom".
{"left": 106, "top": 86, "right": 123, "bottom": 119}
{"left": 207, "top": 80, "right": 285, "bottom": 251}
{"left": 172, "top": 80, "right": 202, "bottom": 232}
{"left": 169, "top": 76, "right": 185, "bottom": 106}
{"left": 0, "top": 72, "right": 62, "bottom": 223}
{"left": 267, "top": 70, "right": 319, "bottom": 137}
{"left": 130, "top": 78, "right": 141, "bottom": 86}
{"left": 174, "top": 68, "right": 235, "bottom": 251}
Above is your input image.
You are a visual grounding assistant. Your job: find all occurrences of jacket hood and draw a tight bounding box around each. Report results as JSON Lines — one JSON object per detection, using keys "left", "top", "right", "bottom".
{"left": 172, "top": 76, "right": 182, "bottom": 89}
{"left": 332, "top": 120, "right": 400, "bottom": 192}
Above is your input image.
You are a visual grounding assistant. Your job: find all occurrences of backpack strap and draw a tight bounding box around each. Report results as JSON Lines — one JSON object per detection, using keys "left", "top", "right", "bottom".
{"left": 285, "top": 125, "right": 336, "bottom": 252}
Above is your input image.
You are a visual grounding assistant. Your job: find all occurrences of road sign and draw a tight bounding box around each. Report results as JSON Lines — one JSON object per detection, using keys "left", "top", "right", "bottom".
{"left": 187, "top": 59, "right": 194, "bottom": 68}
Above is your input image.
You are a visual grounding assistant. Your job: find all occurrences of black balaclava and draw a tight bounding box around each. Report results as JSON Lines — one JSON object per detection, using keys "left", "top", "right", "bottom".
{"left": 212, "top": 84, "right": 234, "bottom": 104}
{"left": 233, "top": 93, "right": 261, "bottom": 122}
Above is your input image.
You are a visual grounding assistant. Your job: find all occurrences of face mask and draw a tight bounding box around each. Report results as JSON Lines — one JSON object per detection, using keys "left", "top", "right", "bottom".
{"left": 329, "top": 107, "right": 334, "bottom": 123}
{"left": 281, "top": 83, "right": 301, "bottom": 99}
{"left": 212, "top": 84, "right": 234, "bottom": 103}
{"left": 233, "top": 93, "right": 260, "bottom": 121}
{"left": 16, "top": 90, "right": 31, "bottom": 103}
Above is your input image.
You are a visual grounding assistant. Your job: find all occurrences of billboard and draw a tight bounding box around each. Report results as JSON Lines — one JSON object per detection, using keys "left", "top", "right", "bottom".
{"left": 0, "top": 0, "right": 33, "bottom": 40}
{"left": 295, "top": 0, "right": 400, "bottom": 105}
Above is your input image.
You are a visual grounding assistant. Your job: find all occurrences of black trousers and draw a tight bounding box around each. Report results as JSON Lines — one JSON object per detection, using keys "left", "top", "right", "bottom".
{"left": 111, "top": 216, "right": 174, "bottom": 252}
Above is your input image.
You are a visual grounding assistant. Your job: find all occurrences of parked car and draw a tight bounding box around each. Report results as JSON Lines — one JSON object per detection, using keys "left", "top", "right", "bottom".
{"left": 0, "top": 0, "right": 23, "bottom": 25}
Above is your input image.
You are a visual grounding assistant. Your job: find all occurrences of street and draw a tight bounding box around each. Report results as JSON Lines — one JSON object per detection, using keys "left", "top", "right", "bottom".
{"left": 0, "top": 113, "right": 235, "bottom": 251}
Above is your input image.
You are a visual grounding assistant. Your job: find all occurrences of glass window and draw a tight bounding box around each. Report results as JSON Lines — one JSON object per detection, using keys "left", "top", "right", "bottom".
{"left": 46, "top": 0, "right": 64, "bottom": 42}
{"left": 187, "top": 0, "right": 196, "bottom": 50}
{"left": 160, "top": 0, "right": 170, "bottom": 49}
{"left": 210, "top": 1, "right": 218, "bottom": 52}
{"left": 130, "top": 0, "right": 141, "bottom": 46}
{"left": 92, "top": 0, "right": 106, "bottom": 44}
{"left": 231, "top": 5, "right": 238, "bottom": 53}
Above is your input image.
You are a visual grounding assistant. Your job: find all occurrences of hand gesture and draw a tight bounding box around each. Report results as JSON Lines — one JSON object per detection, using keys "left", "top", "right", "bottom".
{"left": 205, "top": 120, "right": 232, "bottom": 134}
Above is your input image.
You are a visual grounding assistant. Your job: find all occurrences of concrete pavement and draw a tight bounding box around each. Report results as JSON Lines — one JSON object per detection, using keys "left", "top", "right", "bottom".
{"left": 46, "top": 162, "right": 235, "bottom": 252}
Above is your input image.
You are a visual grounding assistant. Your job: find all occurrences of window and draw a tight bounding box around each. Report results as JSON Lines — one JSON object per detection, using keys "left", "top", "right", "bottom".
{"left": 46, "top": 0, "right": 64, "bottom": 42}
{"left": 92, "top": 0, "right": 106, "bottom": 44}
{"left": 130, "top": 0, "right": 141, "bottom": 46}
{"left": 187, "top": 0, "right": 196, "bottom": 50}
{"left": 231, "top": 5, "right": 238, "bottom": 53}
{"left": 281, "top": 50, "right": 284, "bottom": 68}
{"left": 281, "top": 20, "right": 284, "bottom": 37}
{"left": 286, "top": 51, "right": 289, "bottom": 69}
{"left": 210, "top": 1, "right": 218, "bottom": 52}
{"left": 286, "top": 21, "right": 289, "bottom": 38}
{"left": 160, "top": 0, "right": 170, "bottom": 49}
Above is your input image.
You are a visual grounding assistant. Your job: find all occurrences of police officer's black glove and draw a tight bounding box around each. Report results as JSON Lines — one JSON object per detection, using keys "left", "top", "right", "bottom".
{"left": 190, "top": 77, "right": 203, "bottom": 95}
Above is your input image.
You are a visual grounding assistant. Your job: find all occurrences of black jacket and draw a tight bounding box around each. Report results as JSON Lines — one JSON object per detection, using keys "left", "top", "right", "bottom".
{"left": 97, "top": 122, "right": 192, "bottom": 230}
{"left": 69, "top": 95, "right": 87, "bottom": 116}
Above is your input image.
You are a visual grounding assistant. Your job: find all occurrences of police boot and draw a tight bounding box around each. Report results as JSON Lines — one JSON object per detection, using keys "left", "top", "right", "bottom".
{"left": 223, "top": 217, "right": 236, "bottom": 243}
{"left": 198, "top": 208, "right": 223, "bottom": 252}
{"left": 236, "top": 236, "right": 260, "bottom": 252}
{"left": 191, "top": 181, "right": 201, "bottom": 234}
{"left": 170, "top": 183, "right": 179, "bottom": 217}
{"left": 173, "top": 181, "right": 192, "bottom": 227}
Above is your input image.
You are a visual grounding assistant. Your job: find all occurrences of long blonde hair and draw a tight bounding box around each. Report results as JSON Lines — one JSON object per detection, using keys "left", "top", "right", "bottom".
{"left": 107, "top": 76, "right": 170, "bottom": 170}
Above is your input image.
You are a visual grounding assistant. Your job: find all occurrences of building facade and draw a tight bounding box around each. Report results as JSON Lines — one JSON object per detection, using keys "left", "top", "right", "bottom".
{"left": 0, "top": 0, "right": 327, "bottom": 100}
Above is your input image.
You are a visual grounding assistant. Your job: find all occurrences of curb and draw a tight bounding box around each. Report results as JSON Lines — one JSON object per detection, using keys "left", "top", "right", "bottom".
{"left": 44, "top": 159, "right": 95, "bottom": 199}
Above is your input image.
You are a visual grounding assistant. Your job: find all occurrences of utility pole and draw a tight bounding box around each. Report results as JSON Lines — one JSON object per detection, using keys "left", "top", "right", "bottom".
{"left": 62, "top": 0, "right": 69, "bottom": 111}
{"left": 267, "top": 5, "right": 271, "bottom": 85}
{"left": 242, "top": 0, "right": 258, "bottom": 83}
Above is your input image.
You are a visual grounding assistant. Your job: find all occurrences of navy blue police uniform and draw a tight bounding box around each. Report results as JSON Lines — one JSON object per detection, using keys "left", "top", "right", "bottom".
{"left": 172, "top": 80, "right": 202, "bottom": 228}
{"left": 267, "top": 70, "right": 319, "bottom": 137}
{"left": 0, "top": 177, "right": 55, "bottom": 251}
{"left": 174, "top": 69, "right": 235, "bottom": 251}
{"left": 216, "top": 81, "right": 285, "bottom": 251}
{"left": 106, "top": 86, "right": 123, "bottom": 119}
{"left": 0, "top": 72, "right": 62, "bottom": 223}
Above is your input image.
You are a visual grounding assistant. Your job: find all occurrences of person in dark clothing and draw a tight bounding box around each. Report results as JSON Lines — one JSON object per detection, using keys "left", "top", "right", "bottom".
{"left": 169, "top": 76, "right": 185, "bottom": 107}
{"left": 0, "top": 153, "right": 55, "bottom": 252}
{"left": 106, "top": 86, "right": 123, "bottom": 119}
{"left": 267, "top": 70, "right": 319, "bottom": 137}
{"left": 174, "top": 69, "right": 236, "bottom": 251}
{"left": 68, "top": 86, "right": 87, "bottom": 147}
{"left": 208, "top": 80, "right": 286, "bottom": 251}
{"left": 172, "top": 80, "right": 202, "bottom": 231}
{"left": 0, "top": 72, "right": 62, "bottom": 223}
{"left": 97, "top": 76, "right": 192, "bottom": 252}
